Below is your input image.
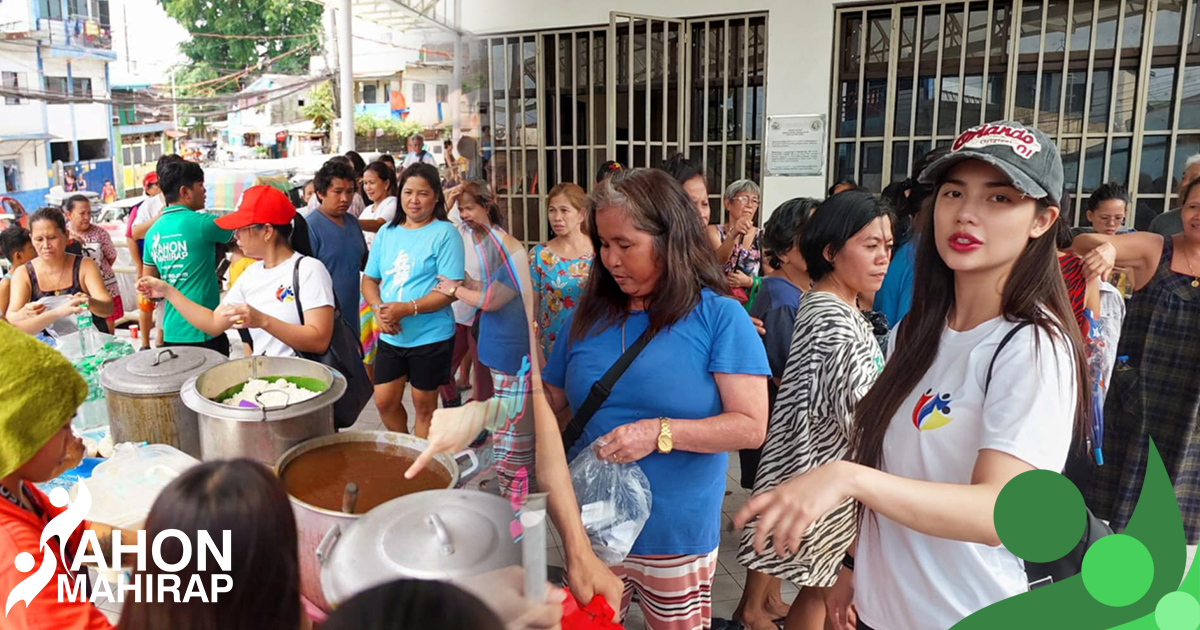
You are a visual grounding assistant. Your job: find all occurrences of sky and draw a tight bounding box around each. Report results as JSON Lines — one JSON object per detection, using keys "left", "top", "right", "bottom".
{"left": 108, "top": 0, "right": 190, "bottom": 86}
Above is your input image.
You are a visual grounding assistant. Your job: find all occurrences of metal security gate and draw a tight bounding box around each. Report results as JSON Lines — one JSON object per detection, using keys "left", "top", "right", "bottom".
{"left": 477, "top": 12, "right": 769, "bottom": 243}
{"left": 606, "top": 13, "right": 688, "bottom": 172}
{"left": 832, "top": 0, "right": 1200, "bottom": 229}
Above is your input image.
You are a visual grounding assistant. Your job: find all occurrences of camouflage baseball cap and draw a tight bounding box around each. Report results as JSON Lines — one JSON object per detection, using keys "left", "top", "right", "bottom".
{"left": 918, "top": 121, "right": 1064, "bottom": 206}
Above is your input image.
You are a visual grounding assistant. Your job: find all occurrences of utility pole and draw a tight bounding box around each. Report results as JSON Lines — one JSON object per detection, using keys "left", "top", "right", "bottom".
{"left": 171, "top": 68, "right": 179, "bottom": 134}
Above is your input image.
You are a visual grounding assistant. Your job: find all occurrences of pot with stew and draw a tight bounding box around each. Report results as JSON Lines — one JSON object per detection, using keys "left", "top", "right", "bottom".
{"left": 275, "top": 431, "right": 478, "bottom": 612}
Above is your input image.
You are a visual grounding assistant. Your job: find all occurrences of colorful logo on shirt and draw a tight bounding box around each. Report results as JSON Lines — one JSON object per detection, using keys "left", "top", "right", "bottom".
{"left": 912, "top": 389, "right": 954, "bottom": 431}
{"left": 275, "top": 285, "right": 295, "bottom": 303}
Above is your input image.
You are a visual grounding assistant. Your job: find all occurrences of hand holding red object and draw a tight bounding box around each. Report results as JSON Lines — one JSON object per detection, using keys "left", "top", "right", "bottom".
{"left": 561, "top": 589, "right": 625, "bottom": 630}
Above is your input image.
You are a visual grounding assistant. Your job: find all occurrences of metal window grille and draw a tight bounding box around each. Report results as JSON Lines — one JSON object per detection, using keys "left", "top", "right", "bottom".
{"left": 476, "top": 12, "right": 769, "bottom": 244}
{"left": 832, "top": 0, "right": 1200, "bottom": 228}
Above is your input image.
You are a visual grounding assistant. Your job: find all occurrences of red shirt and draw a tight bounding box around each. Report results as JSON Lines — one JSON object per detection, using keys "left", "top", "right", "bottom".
{"left": 0, "top": 482, "right": 113, "bottom": 630}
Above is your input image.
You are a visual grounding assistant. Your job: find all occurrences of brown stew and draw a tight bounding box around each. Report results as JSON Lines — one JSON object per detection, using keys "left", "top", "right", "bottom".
{"left": 282, "top": 441, "right": 452, "bottom": 514}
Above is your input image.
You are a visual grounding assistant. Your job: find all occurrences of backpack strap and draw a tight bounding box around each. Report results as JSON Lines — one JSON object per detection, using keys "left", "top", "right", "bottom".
{"left": 292, "top": 256, "right": 305, "bottom": 325}
{"left": 984, "top": 322, "right": 1033, "bottom": 395}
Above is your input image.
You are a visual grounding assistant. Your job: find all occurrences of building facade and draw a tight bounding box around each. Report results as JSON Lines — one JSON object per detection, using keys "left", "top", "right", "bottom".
{"left": 0, "top": 0, "right": 116, "bottom": 211}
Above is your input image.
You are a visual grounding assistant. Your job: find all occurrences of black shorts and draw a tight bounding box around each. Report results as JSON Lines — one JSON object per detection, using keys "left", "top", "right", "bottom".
{"left": 374, "top": 337, "right": 455, "bottom": 391}
{"left": 163, "top": 334, "right": 231, "bottom": 357}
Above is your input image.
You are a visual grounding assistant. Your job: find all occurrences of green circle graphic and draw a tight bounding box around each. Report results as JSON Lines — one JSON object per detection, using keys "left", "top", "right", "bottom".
{"left": 1155, "top": 592, "right": 1200, "bottom": 630}
{"left": 994, "top": 469, "right": 1086, "bottom": 562}
{"left": 1082, "top": 534, "right": 1154, "bottom": 607}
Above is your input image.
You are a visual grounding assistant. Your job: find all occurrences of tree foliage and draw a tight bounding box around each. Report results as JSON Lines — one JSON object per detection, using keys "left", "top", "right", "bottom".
{"left": 301, "top": 81, "right": 335, "bottom": 136}
{"left": 158, "top": 0, "right": 325, "bottom": 90}
{"left": 354, "top": 114, "right": 424, "bottom": 141}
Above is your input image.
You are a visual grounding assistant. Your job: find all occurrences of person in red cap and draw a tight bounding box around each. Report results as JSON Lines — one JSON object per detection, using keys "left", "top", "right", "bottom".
{"left": 137, "top": 185, "right": 336, "bottom": 359}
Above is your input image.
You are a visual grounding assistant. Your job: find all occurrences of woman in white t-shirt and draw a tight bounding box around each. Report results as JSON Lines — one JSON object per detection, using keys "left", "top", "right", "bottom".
{"left": 137, "top": 185, "right": 336, "bottom": 358}
{"left": 358, "top": 161, "right": 398, "bottom": 247}
{"left": 356, "top": 161, "right": 399, "bottom": 375}
{"left": 735, "top": 122, "right": 1090, "bottom": 630}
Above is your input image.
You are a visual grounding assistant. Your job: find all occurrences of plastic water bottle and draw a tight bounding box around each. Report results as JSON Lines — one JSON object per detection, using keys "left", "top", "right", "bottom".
{"left": 75, "top": 311, "right": 97, "bottom": 356}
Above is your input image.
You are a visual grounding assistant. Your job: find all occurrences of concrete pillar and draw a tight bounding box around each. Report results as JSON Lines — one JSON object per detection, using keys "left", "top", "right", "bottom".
{"left": 338, "top": 0, "right": 354, "bottom": 152}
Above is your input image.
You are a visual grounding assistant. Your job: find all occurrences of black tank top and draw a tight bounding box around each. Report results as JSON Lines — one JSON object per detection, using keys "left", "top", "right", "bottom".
{"left": 26, "top": 255, "right": 84, "bottom": 300}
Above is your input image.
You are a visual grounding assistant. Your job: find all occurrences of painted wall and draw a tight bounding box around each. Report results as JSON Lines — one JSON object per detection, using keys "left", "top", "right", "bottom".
{"left": 0, "top": 144, "right": 50, "bottom": 201}
{"left": 402, "top": 66, "right": 455, "bottom": 130}
{"left": 43, "top": 57, "right": 111, "bottom": 141}
{"left": 0, "top": 44, "right": 47, "bottom": 138}
{"left": 460, "top": 0, "right": 837, "bottom": 215}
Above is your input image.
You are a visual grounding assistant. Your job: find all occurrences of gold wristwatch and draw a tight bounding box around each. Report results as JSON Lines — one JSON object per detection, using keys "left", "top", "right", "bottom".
{"left": 656, "top": 417, "right": 674, "bottom": 454}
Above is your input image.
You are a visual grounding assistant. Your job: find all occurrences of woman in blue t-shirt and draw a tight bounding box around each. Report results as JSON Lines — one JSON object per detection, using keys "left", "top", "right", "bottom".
{"left": 362, "top": 163, "right": 465, "bottom": 438}
{"left": 540, "top": 168, "right": 771, "bottom": 630}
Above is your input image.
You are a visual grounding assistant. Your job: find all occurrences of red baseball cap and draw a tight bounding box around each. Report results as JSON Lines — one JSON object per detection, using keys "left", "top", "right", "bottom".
{"left": 215, "top": 185, "right": 296, "bottom": 230}
{"left": 142, "top": 171, "right": 158, "bottom": 188}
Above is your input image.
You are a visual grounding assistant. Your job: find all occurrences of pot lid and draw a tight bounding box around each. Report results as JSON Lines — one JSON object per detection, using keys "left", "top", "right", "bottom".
{"left": 320, "top": 489, "right": 521, "bottom": 607}
{"left": 100, "top": 347, "right": 227, "bottom": 395}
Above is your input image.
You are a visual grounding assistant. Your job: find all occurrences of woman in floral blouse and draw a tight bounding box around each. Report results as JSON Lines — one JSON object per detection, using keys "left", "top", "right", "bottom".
{"left": 530, "top": 182, "right": 594, "bottom": 358}
{"left": 65, "top": 194, "right": 122, "bottom": 332}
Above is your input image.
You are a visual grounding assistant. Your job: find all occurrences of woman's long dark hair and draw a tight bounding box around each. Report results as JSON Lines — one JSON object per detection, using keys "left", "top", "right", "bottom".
{"left": 851, "top": 172, "right": 1090, "bottom": 480}
{"left": 321, "top": 578, "right": 505, "bottom": 630}
{"left": 117, "top": 460, "right": 301, "bottom": 630}
{"left": 570, "top": 168, "right": 727, "bottom": 340}
{"left": 391, "top": 163, "right": 448, "bottom": 226}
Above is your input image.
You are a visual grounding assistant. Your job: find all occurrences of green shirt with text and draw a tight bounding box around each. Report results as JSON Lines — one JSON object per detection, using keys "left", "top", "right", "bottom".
{"left": 142, "top": 206, "right": 233, "bottom": 344}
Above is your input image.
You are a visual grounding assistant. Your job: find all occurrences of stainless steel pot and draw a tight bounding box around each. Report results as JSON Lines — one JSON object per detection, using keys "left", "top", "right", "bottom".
{"left": 318, "top": 489, "right": 519, "bottom": 610}
{"left": 180, "top": 355, "right": 346, "bottom": 464}
{"left": 275, "top": 431, "right": 479, "bottom": 612}
{"left": 100, "top": 348, "right": 227, "bottom": 458}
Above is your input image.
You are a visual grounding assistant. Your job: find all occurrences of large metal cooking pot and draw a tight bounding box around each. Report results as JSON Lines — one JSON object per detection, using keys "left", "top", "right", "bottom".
{"left": 318, "top": 489, "right": 519, "bottom": 610}
{"left": 276, "top": 431, "right": 479, "bottom": 612}
{"left": 180, "top": 355, "right": 346, "bottom": 464}
{"left": 100, "top": 348, "right": 227, "bottom": 458}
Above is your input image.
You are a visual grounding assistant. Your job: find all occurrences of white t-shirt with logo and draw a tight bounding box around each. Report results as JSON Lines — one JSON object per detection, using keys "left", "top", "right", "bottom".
{"left": 854, "top": 317, "right": 1077, "bottom": 630}
{"left": 359, "top": 196, "right": 397, "bottom": 248}
{"left": 221, "top": 252, "right": 335, "bottom": 358}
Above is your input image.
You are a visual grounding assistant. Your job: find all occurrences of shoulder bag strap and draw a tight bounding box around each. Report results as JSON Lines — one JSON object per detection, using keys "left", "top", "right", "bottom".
{"left": 984, "top": 321, "right": 1034, "bottom": 395}
{"left": 292, "top": 256, "right": 305, "bottom": 325}
{"left": 562, "top": 326, "right": 657, "bottom": 451}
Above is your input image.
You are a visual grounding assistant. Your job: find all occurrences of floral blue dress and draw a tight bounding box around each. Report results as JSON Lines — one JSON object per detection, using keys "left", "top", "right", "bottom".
{"left": 529, "top": 243, "right": 593, "bottom": 358}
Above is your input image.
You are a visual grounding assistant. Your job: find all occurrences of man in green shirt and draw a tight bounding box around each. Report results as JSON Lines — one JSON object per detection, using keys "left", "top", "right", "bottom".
{"left": 142, "top": 157, "right": 233, "bottom": 355}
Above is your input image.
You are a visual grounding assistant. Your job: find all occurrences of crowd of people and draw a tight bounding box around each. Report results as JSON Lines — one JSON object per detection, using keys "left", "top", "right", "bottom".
{"left": 2, "top": 119, "right": 1199, "bottom": 630}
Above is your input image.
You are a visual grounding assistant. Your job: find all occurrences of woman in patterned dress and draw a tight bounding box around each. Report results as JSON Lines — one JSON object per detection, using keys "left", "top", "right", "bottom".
{"left": 708, "top": 180, "right": 763, "bottom": 304}
{"left": 65, "top": 195, "right": 122, "bottom": 332}
{"left": 738, "top": 191, "right": 893, "bottom": 630}
{"left": 530, "top": 182, "right": 594, "bottom": 360}
{"left": 1071, "top": 177, "right": 1200, "bottom": 543}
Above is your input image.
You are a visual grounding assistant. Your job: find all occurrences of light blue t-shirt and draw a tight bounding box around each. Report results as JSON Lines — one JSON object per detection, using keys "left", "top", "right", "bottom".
{"left": 365, "top": 219, "right": 465, "bottom": 348}
{"left": 544, "top": 288, "right": 770, "bottom": 556}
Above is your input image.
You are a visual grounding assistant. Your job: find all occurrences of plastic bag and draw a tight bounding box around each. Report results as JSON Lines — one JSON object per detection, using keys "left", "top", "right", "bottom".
{"left": 72, "top": 443, "right": 200, "bottom": 529}
{"left": 568, "top": 448, "right": 652, "bottom": 565}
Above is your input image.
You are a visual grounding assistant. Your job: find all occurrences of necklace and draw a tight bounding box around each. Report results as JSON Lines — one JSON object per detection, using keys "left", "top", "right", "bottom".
{"left": 1183, "top": 244, "right": 1200, "bottom": 288}
{"left": 46, "top": 259, "right": 69, "bottom": 296}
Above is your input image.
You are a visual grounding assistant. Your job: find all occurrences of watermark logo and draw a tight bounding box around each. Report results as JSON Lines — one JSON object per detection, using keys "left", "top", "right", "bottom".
{"left": 955, "top": 438, "right": 1198, "bottom": 630}
{"left": 4, "top": 482, "right": 233, "bottom": 616}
